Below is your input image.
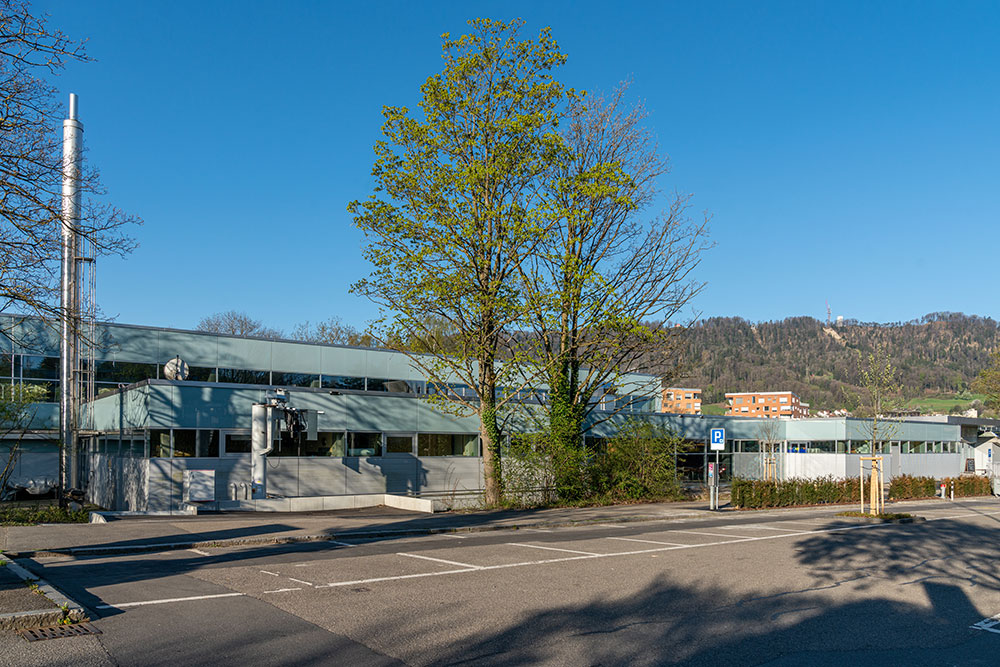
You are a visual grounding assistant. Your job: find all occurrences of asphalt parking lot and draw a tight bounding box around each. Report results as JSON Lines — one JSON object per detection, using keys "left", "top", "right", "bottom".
{"left": 4, "top": 499, "right": 1000, "bottom": 666}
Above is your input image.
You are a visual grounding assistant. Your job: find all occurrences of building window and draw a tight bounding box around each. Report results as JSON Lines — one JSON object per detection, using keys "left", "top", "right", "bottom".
{"left": 150, "top": 429, "right": 171, "bottom": 457}
{"left": 271, "top": 372, "right": 321, "bottom": 388}
{"left": 217, "top": 368, "right": 270, "bottom": 385}
{"left": 323, "top": 375, "right": 366, "bottom": 391}
{"left": 417, "top": 433, "right": 478, "bottom": 457}
{"left": 172, "top": 430, "right": 197, "bottom": 457}
{"left": 348, "top": 432, "right": 382, "bottom": 457}
{"left": 385, "top": 433, "right": 415, "bottom": 455}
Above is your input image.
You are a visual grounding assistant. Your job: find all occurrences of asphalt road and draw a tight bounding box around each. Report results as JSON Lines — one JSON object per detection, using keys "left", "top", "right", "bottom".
{"left": 3, "top": 499, "right": 1000, "bottom": 666}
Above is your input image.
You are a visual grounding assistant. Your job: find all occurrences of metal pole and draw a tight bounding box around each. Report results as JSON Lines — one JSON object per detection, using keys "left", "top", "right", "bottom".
{"left": 59, "top": 93, "right": 83, "bottom": 501}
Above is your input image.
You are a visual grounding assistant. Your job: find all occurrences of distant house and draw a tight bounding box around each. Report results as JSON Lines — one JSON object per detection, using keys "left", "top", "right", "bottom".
{"left": 662, "top": 388, "right": 702, "bottom": 415}
{"left": 725, "top": 391, "right": 809, "bottom": 418}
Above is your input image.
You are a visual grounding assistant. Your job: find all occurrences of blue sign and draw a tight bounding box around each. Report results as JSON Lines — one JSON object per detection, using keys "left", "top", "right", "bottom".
{"left": 710, "top": 428, "right": 725, "bottom": 450}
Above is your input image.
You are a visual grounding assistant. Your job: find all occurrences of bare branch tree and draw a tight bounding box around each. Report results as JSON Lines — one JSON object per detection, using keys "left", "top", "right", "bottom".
{"left": 0, "top": 1, "right": 139, "bottom": 329}
{"left": 517, "top": 82, "right": 711, "bottom": 452}
{"left": 196, "top": 311, "right": 282, "bottom": 339}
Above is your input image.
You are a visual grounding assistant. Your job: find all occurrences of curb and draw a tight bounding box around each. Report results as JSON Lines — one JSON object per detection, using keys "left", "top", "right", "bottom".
{"left": 831, "top": 515, "right": 928, "bottom": 525}
{"left": 8, "top": 511, "right": 708, "bottom": 559}
{"left": 0, "top": 554, "right": 88, "bottom": 630}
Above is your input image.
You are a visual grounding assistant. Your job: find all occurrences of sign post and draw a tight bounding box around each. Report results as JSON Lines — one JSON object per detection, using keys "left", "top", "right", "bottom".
{"left": 709, "top": 428, "right": 725, "bottom": 510}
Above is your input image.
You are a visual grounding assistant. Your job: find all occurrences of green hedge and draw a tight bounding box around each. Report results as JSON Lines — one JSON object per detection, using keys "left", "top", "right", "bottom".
{"left": 735, "top": 474, "right": 994, "bottom": 508}
{"left": 731, "top": 476, "right": 860, "bottom": 509}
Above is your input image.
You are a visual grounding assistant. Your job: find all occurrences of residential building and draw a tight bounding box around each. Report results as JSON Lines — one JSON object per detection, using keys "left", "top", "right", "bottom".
{"left": 662, "top": 388, "right": 702, "bottom": 415}
{"left": 725, "top": 391, "right": 810, "bottom": 419}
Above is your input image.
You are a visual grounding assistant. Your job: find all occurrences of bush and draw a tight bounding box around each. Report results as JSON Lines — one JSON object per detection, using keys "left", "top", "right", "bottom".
{"left": 731, "top": 476, "right": 861, "bottom": 509}
{"left": 889, "top": 474, "right": 992, "bottom": 499}
{"left": 887, "top": 475, "right": 938, "bottom": 499}
{"left": 589, "top": 422, "right": 684, "bottom": 502}
{"left": 0, "top": 504, "right": 89, "bottom": 526}
{"left": 500, "top": 421, "right": 686, "bottom": 508}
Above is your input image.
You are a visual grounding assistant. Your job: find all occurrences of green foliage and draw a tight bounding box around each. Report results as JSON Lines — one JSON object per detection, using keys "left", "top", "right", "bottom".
{"left": 735, "top": 474, "right": 993, "bottom": 509}
{"left": 973, "top": 348, "right": 1000, "bottom": 408}
{"left": 501, "top": 421, "right": 685, "bottom": 508}
{"left": 0, "top": 504, "right": 89, "bottom": 526}
{"left": 589, "top": 422, "right": 684, "bottom": 501}
{"left": 348, "top": 18, "right": 570, "bottom": 505}
{"left": 887, "top": 475, "right": 939, "bottom": 499}
{"left": 731, "top": 476, "right": 861, "bottom": 509}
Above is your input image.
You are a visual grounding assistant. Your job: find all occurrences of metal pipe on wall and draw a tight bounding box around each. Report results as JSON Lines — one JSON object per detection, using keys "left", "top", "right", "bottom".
{"left": 60, "top": 93, "right": 83, "bottom": 495}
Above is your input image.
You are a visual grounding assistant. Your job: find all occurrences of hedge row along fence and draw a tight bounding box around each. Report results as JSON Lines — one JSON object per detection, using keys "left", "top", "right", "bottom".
{"left": 732, "top": 475, "right": 993, "bottom": 509}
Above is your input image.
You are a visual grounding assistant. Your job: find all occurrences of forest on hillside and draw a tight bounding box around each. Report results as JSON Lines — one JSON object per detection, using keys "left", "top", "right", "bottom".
{"left": 676, "top": 312, "right": 1000, "bottom": 411}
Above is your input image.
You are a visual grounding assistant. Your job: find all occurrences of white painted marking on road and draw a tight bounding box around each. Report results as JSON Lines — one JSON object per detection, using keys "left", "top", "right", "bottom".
{"left": 508, "top": 542, "right": 599, "bottom": 555}
{"left": 971, "top": 612, "right": 1000, "bottom": 634}
{"left": 440, "top": 533, "right": 468, "bottom": 539}
{"left": 523, "top": 528, "right": 553, "bottom": 533}
{"left": 188, "top": 548, "right": 211, "bottom": 556}
{"left": 721, "top": 524, "right": 803, "bottom": 533}
{"left": 599, "top": 524, "right": 630, "bottom": 528}
{"left": 608, "top": 537, "right": 686, "bottom": 547}
{"left": 311, "top": 522, "right": 888, "bottom": 590}
{"left": 287, "top": 578, "right": 314, "bottom": 587}
{"left": 398, "top": 552, "right": 482, "bottom": 569}
{"left": 263, "top": 588, "right": 301, "bottom": 594}
{"left": 671, "top": 530, "right": 757, "bottom": 539}
{"left": 330, "top": 541, "right": 356, "bottom": 548}
{"left": 260, "top": 570, "right": 279, "bottom": 576}
{"left": 96, "top": 592, "right": 244, "bottom": 609}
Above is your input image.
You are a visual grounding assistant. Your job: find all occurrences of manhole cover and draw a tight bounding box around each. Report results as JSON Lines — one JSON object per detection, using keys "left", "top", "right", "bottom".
{"left": 18, "top": 622, "right": 102, "bottom": 642}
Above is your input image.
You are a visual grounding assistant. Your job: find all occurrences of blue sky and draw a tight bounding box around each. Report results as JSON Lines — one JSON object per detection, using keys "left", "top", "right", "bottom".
{"left": 34, "top": 0, "right": 1000, "bottom": 333}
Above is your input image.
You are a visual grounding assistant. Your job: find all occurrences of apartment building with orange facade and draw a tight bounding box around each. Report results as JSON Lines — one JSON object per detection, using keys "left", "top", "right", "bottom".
{"left": 662, "top": 388, "right": 702, "bottom": 415}
{"left": 725, "top": 391, "right": 809, "bottom": 418}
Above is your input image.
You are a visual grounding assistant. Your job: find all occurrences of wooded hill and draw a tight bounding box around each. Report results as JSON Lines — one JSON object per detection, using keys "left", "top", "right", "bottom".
{"left": 676, "top": 312, "right": 1000, "bottom": 411}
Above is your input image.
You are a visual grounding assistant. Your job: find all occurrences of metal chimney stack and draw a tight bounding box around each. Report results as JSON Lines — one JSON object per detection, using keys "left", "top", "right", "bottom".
{"left": 60, "top": 93, "right": 83, "bottom": 493}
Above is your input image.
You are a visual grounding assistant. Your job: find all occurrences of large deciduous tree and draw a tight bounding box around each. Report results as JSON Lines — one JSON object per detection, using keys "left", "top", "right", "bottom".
{"left": 1, "top": 1, "right": 138, "bottom": 325}
{"left": 518, "top": 84, "right": 710, "bottom": 470}
{"left": 350, "top": 18, "right": 567, "bottom": 505}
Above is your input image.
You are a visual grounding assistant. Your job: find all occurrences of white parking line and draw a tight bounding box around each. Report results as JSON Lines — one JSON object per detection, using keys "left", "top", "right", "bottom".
{"left": 398, "top": 552, "right": 482, "bottom": 569}
{"left": 188, "top": 548, "right": 211, "bottom": 556}
{"left": 287, "top": 577, "right": 314, "bottom": 587}
{"left": 260, "top": 570, "right": 279, "bottom": 576}
{"left": 305, "top": 522, "right": 884, "bottom": 591}
{"left": 440, "top": 533, "right": 468, "bottom": 539}
{"left": 96, "top": 592, "right": 244, "bottom": 609}
{"left": 971, "top": 612, "right": 1000, "bottom": 634}
{"left": 671, "top": 530, "right": 757, "bottom": 540}
{"left": 608, "top": 537, "right": 686, "bottom": 547}
{"left": 263, "top": 587, "right": 301, "bottom": 594}
{"left": 508, "top": 542, "right": 599, "bottom": 555}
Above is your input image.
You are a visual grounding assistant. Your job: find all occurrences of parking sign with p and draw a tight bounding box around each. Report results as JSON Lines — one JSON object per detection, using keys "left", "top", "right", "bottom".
{"left": 710, "top": 428, "right": 725, "bottom": 451}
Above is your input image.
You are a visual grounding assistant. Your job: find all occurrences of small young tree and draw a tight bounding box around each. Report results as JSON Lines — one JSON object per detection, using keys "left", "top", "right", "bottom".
{"left": 756, "top": 418, "right": 781, "bottom": 481}
{"left": 849, "top": 342, "right": 904, "bottom": 453}
{"left": 349, "top": 19, "right": 569, "bottom": 505}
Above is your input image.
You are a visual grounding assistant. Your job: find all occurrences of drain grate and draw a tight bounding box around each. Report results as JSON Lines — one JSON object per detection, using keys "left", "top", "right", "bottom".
{"left": 18, "top": 622, "right": 102, "bottom": 642}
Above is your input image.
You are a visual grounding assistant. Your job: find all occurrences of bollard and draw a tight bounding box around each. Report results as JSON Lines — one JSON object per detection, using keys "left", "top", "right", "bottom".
{"left": 950, "top": 480, "right": 954, "bottom": 501}
{"left": 229, "top": 482, "right": 238, "bottom": 501}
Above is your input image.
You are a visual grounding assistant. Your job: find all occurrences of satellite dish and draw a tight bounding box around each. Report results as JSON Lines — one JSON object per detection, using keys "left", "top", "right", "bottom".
{"left": 163, "top": 356, "right": 189, "bottom": 381}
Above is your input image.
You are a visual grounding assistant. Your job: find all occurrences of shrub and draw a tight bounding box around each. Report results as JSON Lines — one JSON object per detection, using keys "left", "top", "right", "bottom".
{"left": 887, "top": 475, "right": 938, "bottom": 500}
{"left": 500, "top": 421, "right": 686, "bottom": 507}
{"left": 731, "top": 476, "right": 860, "bottom": 509}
